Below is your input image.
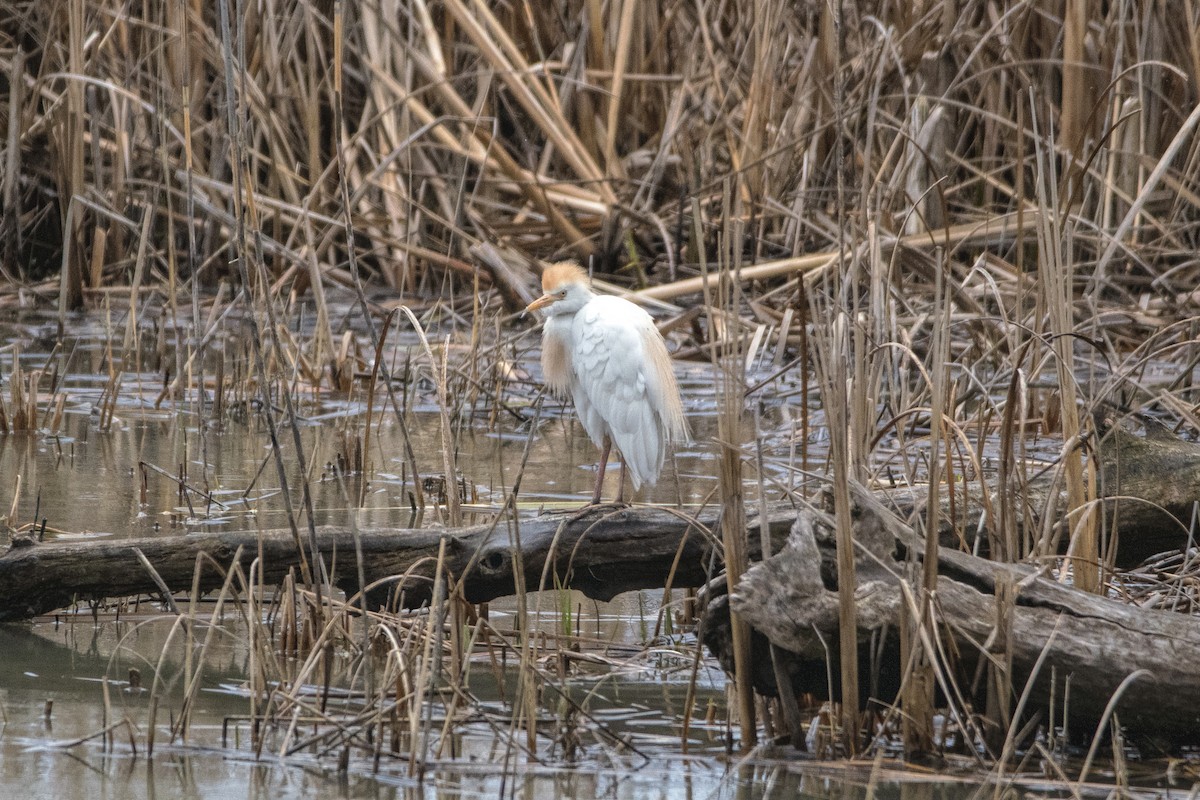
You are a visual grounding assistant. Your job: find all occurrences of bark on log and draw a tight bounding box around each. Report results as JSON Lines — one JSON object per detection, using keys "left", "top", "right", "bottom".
{"left": 705, "top": 482, "right": 1200, "bottom": 750}
{"left": 0, "top": 505, "right": 795, "bottom": 622}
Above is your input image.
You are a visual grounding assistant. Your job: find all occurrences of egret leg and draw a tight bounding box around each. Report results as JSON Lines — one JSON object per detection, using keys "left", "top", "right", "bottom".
{"left": 591, "top": 436, "right": 612, "bottom": 505}
{"left": 615, "top": 460, "right": 627, "bottom": 505}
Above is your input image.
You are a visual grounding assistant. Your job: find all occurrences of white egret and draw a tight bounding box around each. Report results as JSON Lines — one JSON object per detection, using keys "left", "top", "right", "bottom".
{"left": 526, "top": 262, "right": 689, "bottom": 504}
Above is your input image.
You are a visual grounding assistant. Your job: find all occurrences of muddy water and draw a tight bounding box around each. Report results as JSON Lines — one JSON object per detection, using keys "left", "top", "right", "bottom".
{"left": 0, "top": 402, "right": 745, "bottom": 797}
{"left": 0, "top": 328, "right": 752, "bottom": 538}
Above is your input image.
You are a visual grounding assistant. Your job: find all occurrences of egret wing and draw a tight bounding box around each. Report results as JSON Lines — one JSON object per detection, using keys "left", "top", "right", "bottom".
{"left": 570, "top": 297, "right": 665, "bottom": 488}
{"left": 639, "top": 322, "right": 689, "bottom": 444}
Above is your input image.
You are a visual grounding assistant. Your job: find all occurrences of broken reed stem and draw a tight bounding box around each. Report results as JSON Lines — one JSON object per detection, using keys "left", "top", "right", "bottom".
{"left": 826, "top": 314, "right": 860, "bottom": 754}
{"left": 1031, "top": 95, "right": 1097, "bottom": 592}
{"left": 704, "top": 182, "right": 756, "bottom": 751}
{"left": 360, "top": 310, "right": 396, "bottom": 506}
{"left": 438, "top": 338, "right": 461, "bottom": 527}
{"left": 826, "top": 0, "right": 860, "bottom": 754}
{"left": 903, "top": 255, "right": 952, "bottom": 757}
{"left": 635, "top": 212, "right": 1039, "bottom": 302}
{"left": 718, "top": 345, "right": 755, "bottom": 752}
{"left": 411, "top": 536, "right": 448, "bottom": 774}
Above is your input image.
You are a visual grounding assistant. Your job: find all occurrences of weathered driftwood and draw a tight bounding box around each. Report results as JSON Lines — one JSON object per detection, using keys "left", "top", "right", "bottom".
{"left": 0, "top": 505, "right": 795, "bottom": 622}
{"left": 704, "top": 482, "right": 1200, "bottom": 749}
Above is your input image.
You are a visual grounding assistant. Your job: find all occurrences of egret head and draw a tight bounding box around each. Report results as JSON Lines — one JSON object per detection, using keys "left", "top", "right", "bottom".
{"left": 525, "top": 262, "right": 594, "bottom": 316}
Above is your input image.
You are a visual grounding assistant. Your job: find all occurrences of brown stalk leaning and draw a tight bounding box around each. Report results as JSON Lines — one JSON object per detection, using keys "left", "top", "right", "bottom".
{"left": 702, "top": 184, "right": 756, "bottom": 751}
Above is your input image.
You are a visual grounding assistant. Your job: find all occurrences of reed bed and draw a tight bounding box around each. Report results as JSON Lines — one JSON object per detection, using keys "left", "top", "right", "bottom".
{"left": 4, "top": 0, "right": 1200, "bottom": 786}
{"left": 3, "top": 2, "right": 1198, "bottom": 307}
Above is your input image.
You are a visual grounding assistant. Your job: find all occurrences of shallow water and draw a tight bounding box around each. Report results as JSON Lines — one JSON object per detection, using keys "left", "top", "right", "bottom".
{"left": 0, "top": 307, "right": 1146, "bottom": 799}
{"left": 0, "top": 611, "right": 1004, "bottom": 800}
{"left": 0, "top": 307, "right": 769, "bottom": 799}
{"left": 0, "top": 330, "right": 728, "bottom": 538}
{"left": 0, "top": 612, "right": 736, "bottom": 800}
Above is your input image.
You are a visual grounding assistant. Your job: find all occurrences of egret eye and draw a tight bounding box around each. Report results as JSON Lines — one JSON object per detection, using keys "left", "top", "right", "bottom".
{"left": 557, "top": 290, "right": 567, "bottom": 298}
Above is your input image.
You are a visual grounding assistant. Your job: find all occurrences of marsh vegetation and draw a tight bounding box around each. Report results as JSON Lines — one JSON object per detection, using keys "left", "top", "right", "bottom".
{"left": 4, "top": 0, "right": 1200, "bottom": 797}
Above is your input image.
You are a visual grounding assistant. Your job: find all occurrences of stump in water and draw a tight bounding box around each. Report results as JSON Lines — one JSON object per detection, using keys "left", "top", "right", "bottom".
{"left": 703, "top": 481, "right": 1200, "bottom": 752}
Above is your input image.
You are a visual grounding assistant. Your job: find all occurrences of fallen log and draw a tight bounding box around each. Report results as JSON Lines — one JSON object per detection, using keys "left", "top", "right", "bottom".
{"left": 0, "top": 504, "right": 795, "bottom": 622}
{"left": 704, "top": 482, "right": 1200, "bottom": 750}
{"left": 3, "top": 413, "right": 1200, "bottom": 623}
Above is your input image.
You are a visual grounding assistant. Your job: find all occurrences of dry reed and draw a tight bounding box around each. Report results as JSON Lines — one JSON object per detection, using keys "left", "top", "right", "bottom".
{"left": 6, "top": 0, "right": 1200, "bottom": 781}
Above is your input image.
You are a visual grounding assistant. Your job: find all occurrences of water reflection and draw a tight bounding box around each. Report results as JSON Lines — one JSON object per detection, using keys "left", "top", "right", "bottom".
{"left": 0, "top": 614, "right": 735, "bottom": 800}
{"left": 0, "top": 612, "right": 1078, "bottom": 800}
{"left": 0, "top": 312, "right": 1071, "bottom": 800}
{"left": 0, "top": 371, "right": 731, "bottom": 540}
{"left": 0, "top": 733, "right": 1024, "bottom": 800}
{"left": 0, "top": 306, "right": 835, "bottom": 541}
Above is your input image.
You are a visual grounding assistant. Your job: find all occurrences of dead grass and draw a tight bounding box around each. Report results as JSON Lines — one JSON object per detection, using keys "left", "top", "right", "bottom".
{"left": 0, "top": 2, "right": 1196, "bottom": 302}
{"left": 5, "top": 0, "right": 1200, "bottom": 777}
